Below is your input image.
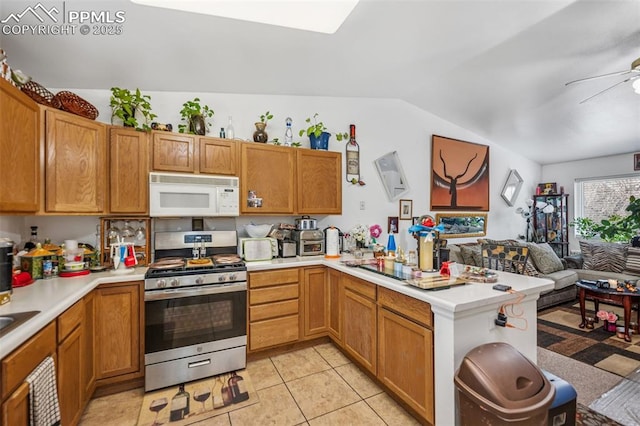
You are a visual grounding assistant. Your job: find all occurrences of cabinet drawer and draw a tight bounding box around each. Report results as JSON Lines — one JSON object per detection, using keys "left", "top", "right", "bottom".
{"left": 57, "top": 299, "right": 83, "bottom": 342}
{"left": 378, "top": 287, "right": 432, "bottom": 328}
{"left": 249, "top": 269, "right": 299, "bottom": 288}
{"left": 1, "top": 322, "right": 56, "bottom": 400}
{"left": 250, "top": 284, "right": 299, "bottom": 305}
{"left": 343, "top": 274, "right": 376, "bottom": 300}
{"left": 250, "top": 315, "right": 299, "bottom": 350}
{"left": 250, "top": 299, "right": 299, "bottom": 322}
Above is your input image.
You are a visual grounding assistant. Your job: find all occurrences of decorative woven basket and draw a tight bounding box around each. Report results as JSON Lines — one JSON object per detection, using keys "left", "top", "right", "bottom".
{"left": 21, "top": 80, "right": 55, "bottom": 106}
{"left": 52, "top": 91, "right": 99, "bottom": 120}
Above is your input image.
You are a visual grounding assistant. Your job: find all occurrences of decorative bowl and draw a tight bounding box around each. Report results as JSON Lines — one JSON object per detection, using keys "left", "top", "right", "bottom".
{"left": 245, "top": 224, "right": 272, "bottom": 238}
{"left": 64, "top": 261, "right": 85, "bottom": 271}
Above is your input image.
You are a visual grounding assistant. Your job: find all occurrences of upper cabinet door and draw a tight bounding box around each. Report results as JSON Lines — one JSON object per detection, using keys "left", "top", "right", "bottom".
{"left": 241, "top": 143, "right": 295, "bottom": 214}
{"left": 109, "top": 128, "right": 149, "bottom": 214}
{"left": 45, "top": 109, "right": 107, "bottom": 213}
{"left": 0, "top": 79, "right": 40, "bottom": 213}
{"left": 151, "top": 132, "right": 195, "bottom": 173}
{"left": 296, "top": 150, "right": 342, "bottom": 215}
{"left": 199, "top": 137, "right": 238, "bottom": 175}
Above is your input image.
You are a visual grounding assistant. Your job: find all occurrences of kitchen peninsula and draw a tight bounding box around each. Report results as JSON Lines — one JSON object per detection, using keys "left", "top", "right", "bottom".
{"left": 0, "top": 258, "right": 552, "bottom": 426}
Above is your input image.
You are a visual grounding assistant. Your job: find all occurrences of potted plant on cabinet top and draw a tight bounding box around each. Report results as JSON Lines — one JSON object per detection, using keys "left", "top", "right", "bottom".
{"left": 253, "top": 110, "right": 273, "bottom": 143}
{"left": 109, "top": 87, "right": 157, "bottom": 131}
{"left": 299, "top": 113, "right": 348, "bottom": 150}
{"left": 178, "top": 97, "right": 214, "bottom": 135}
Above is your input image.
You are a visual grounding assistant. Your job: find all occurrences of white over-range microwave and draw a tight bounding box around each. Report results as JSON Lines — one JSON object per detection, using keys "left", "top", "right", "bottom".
{"left": 149, "top": 172, "right": 240, "bottom": 217}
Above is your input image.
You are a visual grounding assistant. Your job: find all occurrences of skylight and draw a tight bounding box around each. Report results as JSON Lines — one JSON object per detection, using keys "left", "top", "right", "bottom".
{"left": 130, "top": 0, "right": 359, "bottom": 34}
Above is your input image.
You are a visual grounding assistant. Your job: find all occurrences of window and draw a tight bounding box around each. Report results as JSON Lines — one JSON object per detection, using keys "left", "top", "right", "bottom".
{"left": 574, "top": 174, "right": 640, "bottom": 229}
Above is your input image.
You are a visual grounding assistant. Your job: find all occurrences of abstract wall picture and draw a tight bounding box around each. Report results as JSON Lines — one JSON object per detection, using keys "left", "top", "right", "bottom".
{"left": 430, "top": 135, "right": 490, "bottom": 211}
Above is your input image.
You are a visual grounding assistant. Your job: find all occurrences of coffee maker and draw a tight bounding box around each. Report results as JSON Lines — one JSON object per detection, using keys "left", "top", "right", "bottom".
{"left": 0, "top": 239, "right": 14, "bottom": 305}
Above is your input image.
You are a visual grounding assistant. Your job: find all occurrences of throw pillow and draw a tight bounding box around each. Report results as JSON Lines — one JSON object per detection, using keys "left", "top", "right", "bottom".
{"left": 579, "top": 241, "right": 628, "bottom": 273}
{"left": 624, "top": 246, "right": 640, "bottom": 275}
{"left": 478, "top": 239, "right": 539, "bottom": 276}
{"left": 459, "top": 244, "right": 482, "bottom": 266}
{"left": 526, "top": 243, "right": 564, "bottom": 274}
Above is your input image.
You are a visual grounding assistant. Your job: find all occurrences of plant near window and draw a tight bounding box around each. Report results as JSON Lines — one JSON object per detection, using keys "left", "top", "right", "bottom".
{"left": 178, "top": 98, "right": 214, "bottom": 135}
{"left": 109, "top": 87, "right": 157, "bottom": 131}
{"left": 571, "top": 196, "right": 640, "bottom": 242}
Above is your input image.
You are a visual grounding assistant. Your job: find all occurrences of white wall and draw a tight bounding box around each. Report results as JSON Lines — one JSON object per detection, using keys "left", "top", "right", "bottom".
{"left": 1, "top": 90, "right": 542, "bottom": 251}
{"left": 542, "top": 152, "right": 640, "bottom": 252}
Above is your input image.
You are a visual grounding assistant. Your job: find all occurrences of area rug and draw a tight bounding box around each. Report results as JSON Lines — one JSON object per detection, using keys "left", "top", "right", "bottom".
{"left": 537, "top": 301, "right": 640, "bottom": 378}
{"left": 577, "top": 403, "right": 623, "bottom": 425}
{"left": 137, "top": 370, "right": 258, "bottom": 425}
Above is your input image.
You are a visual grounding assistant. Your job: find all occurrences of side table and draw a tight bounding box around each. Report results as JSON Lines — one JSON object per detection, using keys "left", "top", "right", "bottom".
{"left": 576, "top": 281, "right": 640, "bottom": 343}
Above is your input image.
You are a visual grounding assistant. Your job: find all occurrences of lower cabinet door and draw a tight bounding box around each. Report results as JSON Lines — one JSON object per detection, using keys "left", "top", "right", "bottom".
{"left": 342, "top": 288, "right": 377, "bottom": 374}
{"left": 378, "top": 307, "right": 434, "bottom": 424}
{"left": 58, "top": 326, "right": 84, "bottom": 426}
{"left": 1, "top": 382, "right": 29, "bottom": 426}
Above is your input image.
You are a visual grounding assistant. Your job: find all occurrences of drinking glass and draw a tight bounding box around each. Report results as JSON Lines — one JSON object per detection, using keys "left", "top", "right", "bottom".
{"left": 148, "top": 397, "right": 168, "bottom": 425}
{"left": 121, "top": 220, "right": 135, "bottom": 242}
{"left": 135, "top": 220, "right": 146, "bottom": 243}
{"left": 107, "top": 222, "right": 120, "bottom": 245}
{"left": 193, "top": 388, "right": 211, "bottom": 413}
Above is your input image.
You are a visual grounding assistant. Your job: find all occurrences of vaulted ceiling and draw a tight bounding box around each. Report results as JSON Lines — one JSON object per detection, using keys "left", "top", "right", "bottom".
{"left": 2, "top": 0, "right": 639, "bottom": 165}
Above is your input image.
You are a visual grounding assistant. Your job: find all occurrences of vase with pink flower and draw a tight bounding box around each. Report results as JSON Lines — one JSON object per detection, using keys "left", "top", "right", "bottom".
{"left": 597, "top": 310, "right": 618, "bottom": 332}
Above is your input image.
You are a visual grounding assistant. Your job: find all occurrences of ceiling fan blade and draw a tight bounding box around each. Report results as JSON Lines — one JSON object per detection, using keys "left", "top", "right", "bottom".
{"left": 578, "top": 76, "right": 634, "bottom": 104}
{"left": 565, "top": 69, "right": 630, "bottom": 86}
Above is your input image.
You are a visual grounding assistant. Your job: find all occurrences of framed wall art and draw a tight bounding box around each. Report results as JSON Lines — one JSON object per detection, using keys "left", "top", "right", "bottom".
{"left": 435, "top": 213, "right": 488, "bottom": 238}
{"left": 374, "top": 151, "right": 410, "bottom": 201}
{"left": 430, "top": 135, "right": 490, "bottom": 211}
{"left": 634, "top": 153, "right": 640, "bottom": 171}
{"left": 537, "top": 182, "right": 557, "bottom": 195}
{"left": 399, "top": 199, "right": 413, "bottom": 220}
{"left": 388, "top": 216, "right": 399, "bottom": 234}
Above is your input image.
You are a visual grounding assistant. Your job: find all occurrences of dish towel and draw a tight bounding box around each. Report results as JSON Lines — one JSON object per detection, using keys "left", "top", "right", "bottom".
{"left": 25, "top": 356, "right": 61, "bottom": 426}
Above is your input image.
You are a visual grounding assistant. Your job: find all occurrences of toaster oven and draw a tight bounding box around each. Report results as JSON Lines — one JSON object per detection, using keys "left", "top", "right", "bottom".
{"left": 238, "top": 237, "right": 277, "bottom": 261}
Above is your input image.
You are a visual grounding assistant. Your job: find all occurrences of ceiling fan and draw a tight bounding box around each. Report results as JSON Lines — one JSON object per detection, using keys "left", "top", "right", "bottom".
{"left": 565, "top": 56, "right": 640, "bottom": 104}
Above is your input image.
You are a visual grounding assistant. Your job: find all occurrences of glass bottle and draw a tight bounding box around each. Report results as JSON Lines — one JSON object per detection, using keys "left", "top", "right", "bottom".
{"left": 219, "top": 127, "right": 226, "bottom": 138}
{"left": 346, "top": 124, "right": 360, "bottom": 183}
{"left": 226, "top": 116, "right": 235, "bottom": 139}
{"left": 284, "top": 117, "right": 293, "bottom": 146}
{"left": 228, "top": 371, "right": 249, "bottom": 403}
{"left": 29, "top": 226, "right": 39, "bottom": 245}
{"left": 169, "top": 384, "right": 190, "bottom": 421}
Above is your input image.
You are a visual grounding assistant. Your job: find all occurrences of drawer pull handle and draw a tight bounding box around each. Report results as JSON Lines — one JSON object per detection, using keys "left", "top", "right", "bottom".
{"left": 188, "top": 359, "right": 211, "bottom": 368}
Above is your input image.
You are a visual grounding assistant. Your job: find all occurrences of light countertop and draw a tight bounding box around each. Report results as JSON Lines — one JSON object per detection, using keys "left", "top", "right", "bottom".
{"left": 0, "top": 256, "right": 553, "bottom": 359}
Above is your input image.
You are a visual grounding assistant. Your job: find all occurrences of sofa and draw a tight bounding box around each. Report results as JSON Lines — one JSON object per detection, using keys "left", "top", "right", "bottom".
{"left": 447, "top": 239, "right": 640, "bottom": 310}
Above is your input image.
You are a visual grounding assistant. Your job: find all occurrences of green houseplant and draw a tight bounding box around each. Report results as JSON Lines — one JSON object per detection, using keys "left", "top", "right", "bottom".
{"left": 178, "top": 98, "right": 214, "bottom": 135}
{"left": 571, "top": 196, "right": 640, "bottom": 242}
{"left": 299, "top": 113, "right": 348, "bottom": 150}
{"left": 253, "top": 111, "right": 273, "bottom": 143}
{"left": 109, "top": 87, "right": 157, "bottom": 131}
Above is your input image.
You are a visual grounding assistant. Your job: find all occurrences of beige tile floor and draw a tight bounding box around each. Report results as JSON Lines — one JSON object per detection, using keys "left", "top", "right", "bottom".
{"left": 79, "top": 342, "right": 421, "bottom": 425}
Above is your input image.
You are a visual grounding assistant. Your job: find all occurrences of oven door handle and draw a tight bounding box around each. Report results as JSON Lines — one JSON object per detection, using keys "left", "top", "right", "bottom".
{"left": 144, "top": 282, "right": 247, "bottom": 301}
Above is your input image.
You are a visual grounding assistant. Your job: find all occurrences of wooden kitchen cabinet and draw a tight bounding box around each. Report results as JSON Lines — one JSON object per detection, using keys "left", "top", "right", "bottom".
{"left": 109, "top": 127, "right": 150, "bottom": 214}
{"left": 151, "top": 131, "right": 195, "bottom": 172}
{"left": 341, "top": 274, "right": 377, "bottom": 374}
{"left": 302, "top": 267, "right": 328, "bottom": 338}
{"left": 57, "top": 300, "right": 84, "bottom": 426}
{"left": 45, "top": 108, "right": 107, "bottom": 213}
{"left": 296, "top": 149, "right": 342, "bottom": 214}
{"left": 241, "top": 143, "right": 296, "bottom": 214}
{"left": 94, "top": 281, "right": 144, "bottom": 391}
{"left": 327, "top": 268, "right": 342, "bottom": 342}
{"left": 83, "top": 291, "right": 96, "bottom": 403}
{"left": 199, "top": 137, "right": 238, "bottom": 175}
{"left": 248, "top": 268, "right": 300, "bottom": 351}
{"left": 1, "top": 322, "right": 56, "bottom": 426}
{"left": 151, "top": 132, "right": 237, "bottom": 176}
{"left": 0, "top": 78, "right": 40, "bottom": 213}
{"left": 377, "top": 288, "right": 434, "bottom": 424}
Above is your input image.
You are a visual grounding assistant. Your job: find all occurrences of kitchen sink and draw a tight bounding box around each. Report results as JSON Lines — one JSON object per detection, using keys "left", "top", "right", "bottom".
{"left": 0, "top": 311, "right": 40, "bottom": 338}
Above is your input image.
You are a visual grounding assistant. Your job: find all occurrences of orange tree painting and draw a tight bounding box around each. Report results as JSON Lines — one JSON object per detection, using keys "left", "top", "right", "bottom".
{"left": 430, "top": 135, "right": 489, "bottom": 211}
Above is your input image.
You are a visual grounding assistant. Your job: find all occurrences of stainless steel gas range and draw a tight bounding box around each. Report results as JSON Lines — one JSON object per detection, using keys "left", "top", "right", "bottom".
{"left": 144, "top": 230, "right": 247, "bottom": 391}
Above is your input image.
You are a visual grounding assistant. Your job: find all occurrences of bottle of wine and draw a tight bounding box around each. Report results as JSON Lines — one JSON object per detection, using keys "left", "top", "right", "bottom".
{"left": 169, "top": 383, "right": 190, "bottom": 421}
{"left": 228, "top": 371, "right": 249, "bottom": 403}
{"left": 346, "top": 124, "right": 359, "bottom": 183}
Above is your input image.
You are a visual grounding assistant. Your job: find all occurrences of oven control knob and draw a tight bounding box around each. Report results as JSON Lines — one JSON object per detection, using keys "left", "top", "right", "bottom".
{"left": 170, "top": 278, "right": 180, "bottom": 287}
{"left": 195, "top": 276, "right": 204, "bottom": 285}
{"left": 229, "top": 273, "right": 237, "bottom": 281}
{"left": 156, "top": 279, "right": 167, "bottom": 288}
{"left": 218, "top": 274, "right": 227, "bottom": 282}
